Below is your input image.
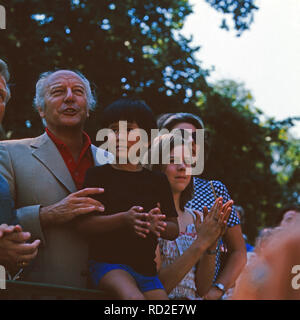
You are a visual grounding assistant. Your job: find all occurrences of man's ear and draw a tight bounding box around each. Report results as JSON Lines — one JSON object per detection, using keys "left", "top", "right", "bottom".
{"left": 37, "top": 106, "right": 45, "bottom": 118}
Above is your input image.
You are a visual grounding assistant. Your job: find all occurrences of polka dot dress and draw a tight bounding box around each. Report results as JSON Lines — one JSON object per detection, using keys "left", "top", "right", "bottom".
{"left": 186, "top": 177, "right": 240, "bottom": 280}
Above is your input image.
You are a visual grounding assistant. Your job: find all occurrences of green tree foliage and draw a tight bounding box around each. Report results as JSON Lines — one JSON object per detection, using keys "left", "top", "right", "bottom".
{"left": 1, "top": 0, "right": 298, "bottom": 242}
{"left": 0, "top": 0, "right": 257, "bottom": 138}
{"left": 1, "top": 0, "right": 206, "bottom": 138}
{"left": 205, "top": 0, "right": 258, "bottom": 35}
{"left": 210, "top": 80, "right": 300, "bottom": 241}
{"left": 270, "top": 120, "right": 300, "bottom": 204}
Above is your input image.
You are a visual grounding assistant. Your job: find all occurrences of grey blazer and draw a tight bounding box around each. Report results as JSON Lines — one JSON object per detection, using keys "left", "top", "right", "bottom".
{"left": 0, "top": 133, "right": 112, "bottom": 288}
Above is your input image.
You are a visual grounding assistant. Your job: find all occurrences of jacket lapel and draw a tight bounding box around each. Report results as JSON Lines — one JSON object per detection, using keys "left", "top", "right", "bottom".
{"left": 31, "top": 133, "right": 77, "bottom": 193}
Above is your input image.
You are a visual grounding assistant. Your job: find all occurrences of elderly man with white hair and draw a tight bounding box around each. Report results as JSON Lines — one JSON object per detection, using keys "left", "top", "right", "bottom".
{"left": 0, "top": 68, "right": 109, "bottom": 289}
{"left": 0, "top": 59, "right": 40, "bottom": 273}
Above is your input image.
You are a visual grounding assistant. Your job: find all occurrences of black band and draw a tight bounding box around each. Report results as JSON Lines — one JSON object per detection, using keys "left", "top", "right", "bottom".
{"left": 206, "top": 249, "right": 217, "bottom": 255}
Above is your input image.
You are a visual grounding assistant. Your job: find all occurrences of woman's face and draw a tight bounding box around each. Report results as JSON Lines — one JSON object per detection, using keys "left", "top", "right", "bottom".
{"left": 171, "top": 122, "right": 199, "bottom": 157}
{"left": 164, "top": 145, "right": 192, "bottom": 194}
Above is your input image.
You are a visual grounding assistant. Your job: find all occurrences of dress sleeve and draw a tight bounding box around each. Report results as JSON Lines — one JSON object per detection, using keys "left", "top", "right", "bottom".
{"left": 212, "top": 180, "right": 240, "bottom": 228}
{"left": 157, "top": 172, "right": 178, "bottom": 218}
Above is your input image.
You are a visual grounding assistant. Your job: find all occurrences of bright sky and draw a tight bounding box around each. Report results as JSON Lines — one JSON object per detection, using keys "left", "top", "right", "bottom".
{"left": 182, "top": 0, "right": 300, "bottom": 138}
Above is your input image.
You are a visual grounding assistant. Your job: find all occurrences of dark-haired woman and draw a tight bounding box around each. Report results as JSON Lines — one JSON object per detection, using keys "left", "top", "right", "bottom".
{"left": 146, "top": 134, "right": 232, "bottom": 299}
{"left": 157, "top": 113, "right": 247, "bottom": 300}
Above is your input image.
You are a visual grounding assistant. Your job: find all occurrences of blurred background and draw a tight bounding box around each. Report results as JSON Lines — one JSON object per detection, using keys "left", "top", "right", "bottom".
{"left": 0, "top": 0, "right": 299, "bottom": 243}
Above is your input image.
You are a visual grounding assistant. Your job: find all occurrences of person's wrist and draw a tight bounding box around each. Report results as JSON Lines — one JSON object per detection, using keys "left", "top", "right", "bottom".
{"left": 122, "top": 211, "right": 133, "bottom": 228}
{"left": 206, "top": 249, "right": 217, "bottom": 255}
{"left": 197, "top": 235, "right": 216, "bottom": 252}
{"left": 212, "top": 283, "right": 226, "bottom": 298}
{"left": 194, "top": 237, "right": 210, "bottom": 253}
{"left": 121, "top": 211, "right": 128, "bottom": 225}
{"left": 39, "top": 205, "right": 54, "bottom": 228}
{"left": 207, "top": 243, "right": 218, "bottom": 254}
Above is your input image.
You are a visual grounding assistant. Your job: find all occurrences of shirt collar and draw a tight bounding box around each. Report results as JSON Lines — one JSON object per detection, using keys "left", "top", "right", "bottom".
{"left": 45, "top": 127, "right": 91, "bottom": 151}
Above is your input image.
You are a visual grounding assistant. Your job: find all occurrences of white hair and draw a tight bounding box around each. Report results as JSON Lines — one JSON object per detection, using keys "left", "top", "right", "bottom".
{"left": 0, "top": 59, "right": 11, "bottom": 103}
{"left": 33, "top": 70, "right": 97, "bottom": 111}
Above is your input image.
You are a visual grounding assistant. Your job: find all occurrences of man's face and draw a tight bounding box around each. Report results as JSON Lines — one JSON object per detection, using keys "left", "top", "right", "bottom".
{"left": 0, "top": 75, "right": 8, "bottom": 124}
{"left": 38, "top": 70, "right": 89, "bottom": 130}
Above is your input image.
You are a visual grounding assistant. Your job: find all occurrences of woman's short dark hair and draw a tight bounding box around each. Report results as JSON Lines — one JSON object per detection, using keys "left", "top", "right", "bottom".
{"left": 100, "top": 98, "right": 157, "bottom": 137}
{"left": 144, "top": 134, "right": 194, "bottom": 211}
{"left": 157, "top": 112, "right": 210, "bottom": 163}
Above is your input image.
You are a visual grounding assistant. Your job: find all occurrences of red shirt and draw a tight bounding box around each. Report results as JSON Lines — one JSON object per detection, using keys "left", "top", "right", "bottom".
{"left": 46, "top": 128, "right": 94, "bottom": 190}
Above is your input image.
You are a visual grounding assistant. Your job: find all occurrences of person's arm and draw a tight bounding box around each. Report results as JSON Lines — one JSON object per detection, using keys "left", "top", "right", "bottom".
{"left": 196, "top": 200, "right": 234, "bottom": 297}
{"left": 195, "top": 239, "right": 218, "bottom": 297}
{"left": 39, "top": 188, "right": 105, "bottom": 228}
{"left": 204, "top": 182, "right": 247, "bottom": 300}
{"left": 216, "top": 225, "right": 247, "bottom": 288}
{"left": 14, "top": 205, "right": 44, "bottom": 243}
{"left": 73, "top": 212, "right": 127, "bottom": 235}
{"left": 157, "top": 202, "right": 230, "bottom": 294}
{"left": 204, "top": 225, "right": 247, "bottom": 299}
{"left": 156, "top": 237, "right": 209, "bottom": 294}
{"left": 74, "top": 206, "right": 151, "bottom": 238}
